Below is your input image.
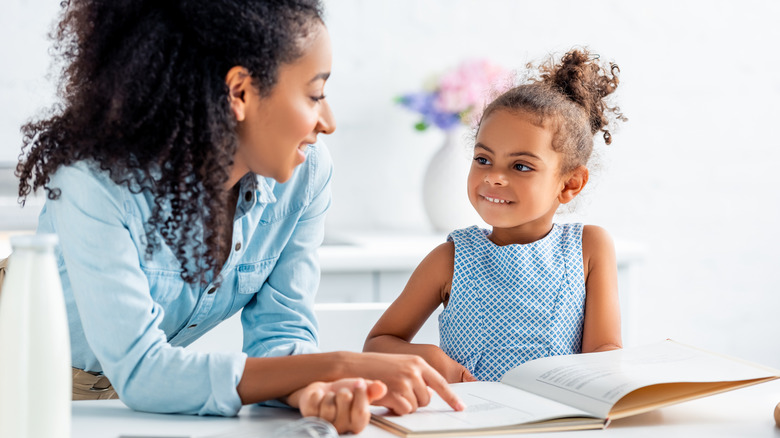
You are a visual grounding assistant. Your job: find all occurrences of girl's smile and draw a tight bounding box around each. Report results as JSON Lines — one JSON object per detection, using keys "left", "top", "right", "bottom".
{"left": 479, "top": 194, "right": 513, "bottom": 204}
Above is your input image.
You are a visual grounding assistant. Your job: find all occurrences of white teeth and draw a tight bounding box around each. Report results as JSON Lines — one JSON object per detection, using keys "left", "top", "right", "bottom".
{"left": 484, "top": 196, "right": 508, "bottom": 204}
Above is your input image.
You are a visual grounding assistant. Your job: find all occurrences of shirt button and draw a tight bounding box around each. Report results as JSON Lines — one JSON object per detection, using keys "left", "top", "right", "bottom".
{"left": 188, "top": 324, "right": 197, "bottom": 328}
{"left": 207, "top": 287, "right": 216, "bottom": 294}
{"left": 234, "top": 242, "right": 241, "bottom": 251}
{"left": 244, "top": 191, "right": 252, "bottom": 202}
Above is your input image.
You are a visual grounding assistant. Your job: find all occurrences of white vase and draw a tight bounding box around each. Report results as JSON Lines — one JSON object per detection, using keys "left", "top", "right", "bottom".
{"left": 0, "top": 234, "right": 71, "bottom": 438}
{"left": 422, "top": 130, "right": 482, "bottom": 233}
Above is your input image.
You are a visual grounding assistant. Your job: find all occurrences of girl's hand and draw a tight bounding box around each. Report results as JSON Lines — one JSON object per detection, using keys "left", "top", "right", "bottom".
{"left": 350, "top": 352, "right": 466, "bottom": 415}
{"left": 286, "top": 378, "right": 387, "bottom": 434}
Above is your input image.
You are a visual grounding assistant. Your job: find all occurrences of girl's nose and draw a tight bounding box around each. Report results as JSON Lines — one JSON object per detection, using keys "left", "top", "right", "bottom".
{"left": 484, "top": 171, "right": 507, "bottom": 186}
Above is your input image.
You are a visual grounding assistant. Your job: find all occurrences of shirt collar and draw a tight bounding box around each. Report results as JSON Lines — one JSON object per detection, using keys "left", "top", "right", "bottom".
{"left": 252, "top": 174, "right": 276, "bottom": 204}
{"left": 235, "top": 173, "right": 276, "bottom": 217}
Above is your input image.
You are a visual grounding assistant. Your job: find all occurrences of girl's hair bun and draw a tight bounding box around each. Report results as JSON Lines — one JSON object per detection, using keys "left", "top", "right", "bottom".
{"left": 537, "top": 48, "right": 626, "bottom": 144}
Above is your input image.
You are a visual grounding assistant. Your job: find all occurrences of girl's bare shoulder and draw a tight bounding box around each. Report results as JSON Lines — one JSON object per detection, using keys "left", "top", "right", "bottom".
{"left": 417, "top": 241, "right": 455, "bottom": 277}
{"left": 581, "top": 225, "right": 616, "bottom": 270}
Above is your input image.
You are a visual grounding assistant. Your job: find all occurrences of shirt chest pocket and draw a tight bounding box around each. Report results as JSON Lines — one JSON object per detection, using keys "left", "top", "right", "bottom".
{"left": 236, "top": 258, "right": 278, "bottom": 295}
{"left": 140, "top": 266, "right": 188, "bottom": 306}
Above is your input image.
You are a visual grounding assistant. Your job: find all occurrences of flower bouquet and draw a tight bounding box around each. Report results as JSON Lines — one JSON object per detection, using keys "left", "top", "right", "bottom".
{"left": 396, "top": 59, "right": 513, "bottom": 232}
{"left": 396, "top": 59, "right": 513, "bottom": 131}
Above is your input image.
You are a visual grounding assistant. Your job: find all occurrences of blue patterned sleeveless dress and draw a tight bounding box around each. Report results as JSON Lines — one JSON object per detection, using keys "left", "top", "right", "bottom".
{"left": 439, "top": 224, "right": 586, "bottom": 381}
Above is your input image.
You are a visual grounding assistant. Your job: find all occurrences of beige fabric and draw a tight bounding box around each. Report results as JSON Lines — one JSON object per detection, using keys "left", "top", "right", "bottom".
{"left": 2, "top": 257, "right": 117, "bottom": 401}
{"left": 0, "top": 256, "right": 7, "bottom": 297}
{"left": 72, "top": 367, "right": 118, "bottom": 400}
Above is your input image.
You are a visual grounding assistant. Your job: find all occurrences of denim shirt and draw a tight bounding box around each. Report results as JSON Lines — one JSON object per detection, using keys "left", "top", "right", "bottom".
{"left": 36, "top": 141, "right": 332, "bottom": 416}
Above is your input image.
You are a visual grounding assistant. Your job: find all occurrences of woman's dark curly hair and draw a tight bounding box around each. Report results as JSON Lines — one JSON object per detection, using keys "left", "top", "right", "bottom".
{"left": 479, "top": 48, "right": 627, "bottom": 174}
{"left": 17, "top": 0, "right": 324, "bottom": 284}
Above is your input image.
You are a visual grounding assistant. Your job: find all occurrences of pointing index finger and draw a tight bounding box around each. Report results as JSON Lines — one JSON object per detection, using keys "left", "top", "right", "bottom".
{"left": 422, "top": 367, "right": 466, "bottom": 411}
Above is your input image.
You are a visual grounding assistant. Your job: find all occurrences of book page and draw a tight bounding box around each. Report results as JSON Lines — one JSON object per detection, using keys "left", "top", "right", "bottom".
{"left": 499, "top": 340, "right": 779, "bottom": 418}
{"left": 372, "top": 381, "right": 599, "bottom": 434}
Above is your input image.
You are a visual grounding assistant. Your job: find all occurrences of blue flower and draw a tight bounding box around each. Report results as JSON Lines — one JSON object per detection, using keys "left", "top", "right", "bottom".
{"left": 396, "top": 92, "right": 461, "bottom": 131}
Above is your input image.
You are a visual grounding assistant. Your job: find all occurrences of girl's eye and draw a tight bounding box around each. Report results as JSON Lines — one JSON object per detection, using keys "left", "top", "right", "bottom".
{"left": 515, "top": 163, "right": 532, "bottom": 172}
{"left": 310, "top": 94, "right": 326, "bottom": 103}
{"left": 474, "top": 157, "right": 490, "bottom": 165}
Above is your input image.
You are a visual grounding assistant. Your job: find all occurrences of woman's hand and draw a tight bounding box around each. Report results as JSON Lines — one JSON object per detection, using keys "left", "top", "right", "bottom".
{"left": 415, "top": 344, "right": 477, "bottom": 383}
{"left": 286, "top": 378, "right": 387, "bottom": 434}
{"left": 347, "top": 352, "right": 466, "bottom": 415}
{"left": 237, "top": 351, "right": 466, "bottom": 418}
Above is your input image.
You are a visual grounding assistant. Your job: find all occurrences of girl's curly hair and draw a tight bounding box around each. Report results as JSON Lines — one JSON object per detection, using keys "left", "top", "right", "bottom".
{"left": 479, "top": 48, "right": 627, "bottom": 174}
{"left": 16, "top": 0, "right": 324, "bottom": 284}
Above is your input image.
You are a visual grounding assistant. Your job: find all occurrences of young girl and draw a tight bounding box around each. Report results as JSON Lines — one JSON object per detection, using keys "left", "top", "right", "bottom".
{"left": 364, "top": 48, "right": 625, "bottom": 383}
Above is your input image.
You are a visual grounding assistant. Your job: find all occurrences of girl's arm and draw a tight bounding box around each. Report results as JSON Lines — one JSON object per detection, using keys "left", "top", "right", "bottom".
{"left": 363, "top": 242, "right": 476, "bottom": 383}
{"left": 581, "top": 225, "right": 623, "bottom": 353}
{"left": 286, "top": 378, "right": 387, "bottom": 434}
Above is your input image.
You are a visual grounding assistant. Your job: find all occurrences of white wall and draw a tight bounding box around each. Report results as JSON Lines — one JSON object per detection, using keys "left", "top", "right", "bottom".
{"left": 0, "top": 1, "right": 60, "bottom": 164}
{"left": 2, "top": 1, "right": 779, "bottom": 366}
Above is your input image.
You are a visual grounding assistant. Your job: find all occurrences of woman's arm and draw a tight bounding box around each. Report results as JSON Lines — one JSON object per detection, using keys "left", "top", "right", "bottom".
{"left": 236, "top": 350, "right": 464, "bottom": 415}
{"left": 364, "top": 242, "right": 476, "bottom": 383}
{"left": 237, "top": 145, "right": 464, "bottom": 415}
{"left": 45, "top": 164, "right": 248, "bottom": 416}
{"left": 240, "top": 144, "right": 333, "bottom": 360}
{"left": 581, "top": 225, "right": 623, "bottom": 353}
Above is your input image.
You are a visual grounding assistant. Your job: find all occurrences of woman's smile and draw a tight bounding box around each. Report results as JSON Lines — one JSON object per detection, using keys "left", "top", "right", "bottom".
{"left": 297, "top": 142, "right": 310, "bottom": 161}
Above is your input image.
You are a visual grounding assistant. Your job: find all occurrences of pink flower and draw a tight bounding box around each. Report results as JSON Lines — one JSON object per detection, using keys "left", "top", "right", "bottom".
{"left": 434, "top": 59, "right": 513, "bottom": 124}
{"left": 397, "top": 59, "right": 513, "bottom": 131}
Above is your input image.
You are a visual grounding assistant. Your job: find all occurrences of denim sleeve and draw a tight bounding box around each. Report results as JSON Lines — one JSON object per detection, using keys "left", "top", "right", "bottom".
{"left": 241, "top": 144, "right": 332, "bottom": 359}
{"left": 48, "top": 164, "right": 246, "bottom": 416}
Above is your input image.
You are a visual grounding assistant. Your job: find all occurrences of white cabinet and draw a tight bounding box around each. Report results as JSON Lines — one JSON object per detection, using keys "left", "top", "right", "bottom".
{"left": 315, "top": 231, "right": 439, "bottom": 304}
{"left": 315, "top": 271, "right": 416, "bottom": 303}
{"left": 314, "top": 272, "right": 375, "bottom": 303}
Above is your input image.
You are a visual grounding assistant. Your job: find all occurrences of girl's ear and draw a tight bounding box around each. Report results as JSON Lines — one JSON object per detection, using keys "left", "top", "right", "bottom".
{"left": 558, "top": 165, "right": 589, "bottom": 204}
{"left": 225, "top": 66, "right": 251, "bottom": 122}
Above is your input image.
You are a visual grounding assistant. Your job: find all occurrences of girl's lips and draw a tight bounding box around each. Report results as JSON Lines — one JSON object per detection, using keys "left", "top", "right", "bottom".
{"left": 481, "top": 195, "right": 512, "bottom": 204}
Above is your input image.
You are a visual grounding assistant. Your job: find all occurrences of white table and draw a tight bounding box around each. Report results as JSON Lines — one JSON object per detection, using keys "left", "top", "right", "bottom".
{"left": 72, "top": 379, "right": 780, "bottom": 437}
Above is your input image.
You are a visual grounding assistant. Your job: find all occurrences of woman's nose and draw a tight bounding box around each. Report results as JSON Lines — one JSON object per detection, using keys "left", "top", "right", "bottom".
{"left": 317, "top": 100, "right": 336, "bottom": 135}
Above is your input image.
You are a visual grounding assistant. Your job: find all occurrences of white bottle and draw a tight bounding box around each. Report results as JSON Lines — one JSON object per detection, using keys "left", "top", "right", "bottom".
{"left": 0, "top": 234, "right": 71, "bottom": 438}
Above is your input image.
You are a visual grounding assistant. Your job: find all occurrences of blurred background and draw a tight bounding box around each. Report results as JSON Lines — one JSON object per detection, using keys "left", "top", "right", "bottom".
{"left": 1, "top": 1, "right": 778, "bottom": 365}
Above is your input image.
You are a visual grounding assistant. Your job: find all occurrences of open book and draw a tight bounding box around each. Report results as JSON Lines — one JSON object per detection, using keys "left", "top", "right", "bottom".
{"left": 371, "top": 340, "right": 780, "bottom": 436}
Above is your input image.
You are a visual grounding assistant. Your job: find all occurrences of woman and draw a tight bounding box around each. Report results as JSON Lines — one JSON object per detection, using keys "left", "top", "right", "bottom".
{"left": 16, "top": 0, "right": 462, "bottom": 433}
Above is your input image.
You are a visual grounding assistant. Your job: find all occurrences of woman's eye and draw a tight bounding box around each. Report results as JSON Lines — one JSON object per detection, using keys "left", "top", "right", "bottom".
{"left": 310, "top": 94, "right": 326, "bottom": 103}
{"left": 474, "top": 157, "right": 489, "bottom": 165}
{"left": 515, "top": 163, "right": 532, "bottom": 172}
